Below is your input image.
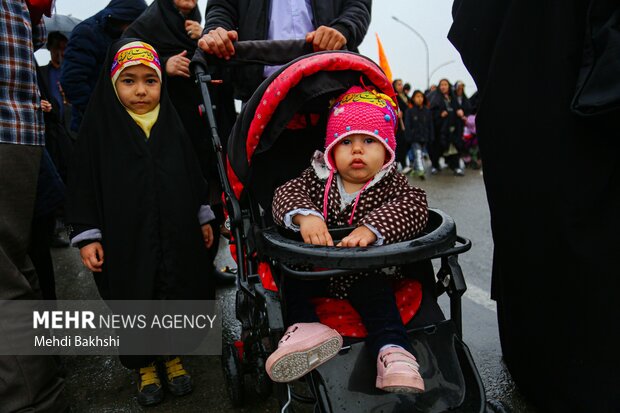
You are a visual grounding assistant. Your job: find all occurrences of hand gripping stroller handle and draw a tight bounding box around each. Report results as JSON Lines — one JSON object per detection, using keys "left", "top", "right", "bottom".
{"left": 191, "top": 39, "right": 317, "bottom": 71}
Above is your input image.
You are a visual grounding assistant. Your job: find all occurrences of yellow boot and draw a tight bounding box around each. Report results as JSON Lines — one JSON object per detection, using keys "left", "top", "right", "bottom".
{"left": 136, "top": 362, "right": 164, "bottom": 406}
{"left": 164, "top": 356, "right": 192, "bottom": 396}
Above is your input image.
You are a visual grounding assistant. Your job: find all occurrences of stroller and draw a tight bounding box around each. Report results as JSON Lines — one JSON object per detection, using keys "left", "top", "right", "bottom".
{"left": 192, "top": 40, "right": 506, "bottom": 413}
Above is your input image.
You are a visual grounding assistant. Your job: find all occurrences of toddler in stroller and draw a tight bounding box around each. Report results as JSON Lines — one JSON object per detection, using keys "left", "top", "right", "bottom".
{"left": 267, "top": 86, "right": 428, "bottom": 394}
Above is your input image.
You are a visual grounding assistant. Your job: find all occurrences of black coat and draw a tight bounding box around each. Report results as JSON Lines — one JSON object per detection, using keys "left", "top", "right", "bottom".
{"left": 66, "top": 38, "right": 212, "bottom": 301}
{"left": 404, "top": 106, "right": 433, "bottom": 145}
{"left": 430, "top": 92, "right": 463, "bottom": 151}
{"left": 449, "top": 1, "right": 618, "bottom": 412}
{"left": 37, "top": 63, "right": 74, "bottom": 182}
{"left": 204, "top": 0, "right": 372, "bottom": 100}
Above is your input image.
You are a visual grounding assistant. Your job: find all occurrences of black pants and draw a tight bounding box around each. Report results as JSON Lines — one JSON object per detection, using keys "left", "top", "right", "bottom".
{"left": 28, "top": 214, "right": 57, "bottom": 300}
{"left": 395, "top": 131, "right": 409, "bottom": 166}
{"left": 0, "top": 144, "right": 67, "bottom": 412}
{"left": 429, "top": 140, "right": 443, "bottom": 169}
{"left": 283, "top": 274, "right": 413, "bottom": 358}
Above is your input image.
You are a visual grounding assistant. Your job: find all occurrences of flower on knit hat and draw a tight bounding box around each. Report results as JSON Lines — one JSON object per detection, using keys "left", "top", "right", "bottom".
{"left": 324, "top": 86, "right": 398, "bottom": 171}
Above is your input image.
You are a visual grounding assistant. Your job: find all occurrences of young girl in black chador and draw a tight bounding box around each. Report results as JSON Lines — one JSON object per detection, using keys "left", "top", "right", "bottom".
{"left": 66, "top": 39, "right": 215, "bottom": 406}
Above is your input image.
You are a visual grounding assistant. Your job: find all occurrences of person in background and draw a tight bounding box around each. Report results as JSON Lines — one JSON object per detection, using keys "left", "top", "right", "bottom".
{"left": 454, "top": 81, "right": 471, "bottom": 115}
{"left": 405, "top": 90, "right": 434, "bottom": 179}
{"left": 198, "top": 0, "right": 372, "bottom": 101}
{"left": 0, "top": 0, "right": 67, "bottom": 410}
{"left": 39, "top": 31, "right": 74, "bottom": 248}
{"left": 403, "top": 82, "right": 412, "bottom": 105}
{"left": 430, "top": 78, "right": 465, "bottom": 176}
{"left": 60, "top": 0, "right": 147, "bottom": 134}
{"left": 392, "top": 78, "right": 411, "bottom": 173}
{"left": 39, "top": 32, "right": 74, "bottom": 139}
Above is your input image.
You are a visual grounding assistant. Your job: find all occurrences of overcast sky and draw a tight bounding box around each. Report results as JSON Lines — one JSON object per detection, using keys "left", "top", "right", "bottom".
{"left": 36, "top": 0, "right": 476, "bottom": 94}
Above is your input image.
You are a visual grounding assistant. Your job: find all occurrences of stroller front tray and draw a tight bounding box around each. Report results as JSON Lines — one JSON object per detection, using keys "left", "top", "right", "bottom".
{"left": 258, "top": 209, "right": 469, "bottom": 271}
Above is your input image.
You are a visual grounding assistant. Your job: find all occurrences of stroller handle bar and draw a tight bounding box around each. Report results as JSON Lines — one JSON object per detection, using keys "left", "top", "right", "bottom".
{"left": 191, "top": 39, "right": 315, "bottom": 73}
{"left": 258, "top": 209, "right": 471, "bottom": 271}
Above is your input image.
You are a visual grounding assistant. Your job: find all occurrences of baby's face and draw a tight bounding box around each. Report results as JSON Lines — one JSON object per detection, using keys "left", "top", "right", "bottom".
{"left": 333, "top": 134, "right": 387, "bottom": 185}
{"left": 115, "top": 64, "right": 161, "bottom": 114}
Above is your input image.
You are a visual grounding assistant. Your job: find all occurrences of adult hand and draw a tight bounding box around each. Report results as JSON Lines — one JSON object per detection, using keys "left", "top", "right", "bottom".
{"left": 185, "top": 20, "right": 203, "bottom": 40}
{"left": 79, "top": 242, "right": 104, "bottom": 273}
{"left": 41, "top": 99, "right": 52, "bottom": 112}
{"left": 165, "top": 50, "right": 191, "bottom": 78}
{"left": 456, "top": 109, "right": 464, "bottom": 118}
{"left": 198, "top": 27, "right": 238, "bottom": 60}
{"left": 305, "top": 26, "right": 347, "bottom": 52}
{"left": 441, "top": 110, "right": 449, "bottom": 118}
{"left": 295, "top": 214, "right": 334, "bottom": 246}
{"left": 337, "top": 226, "right": 377, "bottom": 247}
{"left": 202, "top": 223, "right": 214, "bottom": 249}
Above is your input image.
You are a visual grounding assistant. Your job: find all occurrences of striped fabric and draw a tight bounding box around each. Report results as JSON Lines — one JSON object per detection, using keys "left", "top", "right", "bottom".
{"left": 0, "top": 0, "right": 47, "bottom": 146}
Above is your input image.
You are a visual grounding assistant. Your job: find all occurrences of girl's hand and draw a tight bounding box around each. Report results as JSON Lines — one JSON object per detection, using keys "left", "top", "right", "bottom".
{"left": 184, "top": 20, "right": 203, "bottom": 40}
{"left": 337, "top": 226, "right": 377, "bottom": 247}
{"left": 41, "top": 99, "right": 52, "bottom": 112}
{"left": 295, "top": 215, "right": 334, "bottom": 246}
{"left": 165, "top": 50, "right": 191, "bottom": 78}
{"left": 79, "top": 242, "right": 104, "bottom": 272}
{"left": 202, "top": 223, "right": 214, "bottom": 249}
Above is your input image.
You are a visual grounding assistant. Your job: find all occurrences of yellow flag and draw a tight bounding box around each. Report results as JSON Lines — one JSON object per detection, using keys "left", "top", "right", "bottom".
{"left": 376, "top": 33, "right": 393, "bottom": 82}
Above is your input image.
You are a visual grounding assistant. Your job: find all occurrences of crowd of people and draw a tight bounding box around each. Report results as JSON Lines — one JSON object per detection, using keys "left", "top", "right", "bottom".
{"left": 390, "top": 77, "right": 480, "bottom": 179}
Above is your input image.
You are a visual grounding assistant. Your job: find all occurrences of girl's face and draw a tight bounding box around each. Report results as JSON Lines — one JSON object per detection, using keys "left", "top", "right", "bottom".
{"left": 439, "top": 80, "right": 450, "bottom": 95}
{"left": 115, "top": 65, "right": 161, "bottom": 114}
{"left": 394, "top": 80, "right": 404, "bottom": 93}
{"left": 174, "top": 0, "right": 197, "bottom": 15}
{"left": 413, "top": 92, "right": 424, "bottom": 107}
{"left": 333, "top": 134, "right": 387, "bottom": 185}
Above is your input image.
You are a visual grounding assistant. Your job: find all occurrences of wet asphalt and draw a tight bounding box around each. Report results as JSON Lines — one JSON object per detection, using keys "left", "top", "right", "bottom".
{"left": 50, "top": 166, "right": 540, "bottom": 413}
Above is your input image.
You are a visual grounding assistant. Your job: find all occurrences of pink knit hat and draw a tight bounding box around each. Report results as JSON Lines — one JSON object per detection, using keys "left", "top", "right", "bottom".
{"left": 324, "top": 86, "right": 398, "bottom": 171}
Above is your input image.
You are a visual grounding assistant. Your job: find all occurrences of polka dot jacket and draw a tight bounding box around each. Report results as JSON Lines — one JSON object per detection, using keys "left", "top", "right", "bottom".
{"left": 272, "top": 151, "right": 429, "bottom": 298}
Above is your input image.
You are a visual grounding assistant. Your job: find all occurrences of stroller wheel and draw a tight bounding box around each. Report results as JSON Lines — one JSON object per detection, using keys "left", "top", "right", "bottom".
{"left": 221, "top": 343, "right": 245, "bottom": 407}
{"left": 486, "top": 399, "right": 510, "bottom": 413}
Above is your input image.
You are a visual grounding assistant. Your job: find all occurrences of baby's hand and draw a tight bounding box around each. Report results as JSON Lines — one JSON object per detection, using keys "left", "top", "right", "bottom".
{"left": 294, "top": 215, "right": 334, "bottom": 246}
{"left": 202, "top": 223, "right": 214, "bottom": 249}
{"left": 79, "top": 242, "right": 104, "bottom": 272}
{"left": 337, "top": 226, "right": 377, "bottom": 247}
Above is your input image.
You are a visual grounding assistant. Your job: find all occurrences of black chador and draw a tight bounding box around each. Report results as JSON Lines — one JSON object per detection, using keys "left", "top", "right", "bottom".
{"left": 66, "top": 38, "right": 213, "bottom": 302}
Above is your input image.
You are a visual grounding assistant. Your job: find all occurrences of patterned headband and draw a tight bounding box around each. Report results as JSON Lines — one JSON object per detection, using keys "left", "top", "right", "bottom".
{"left": 110, "top": 41, "right": 162, "bottom": 83}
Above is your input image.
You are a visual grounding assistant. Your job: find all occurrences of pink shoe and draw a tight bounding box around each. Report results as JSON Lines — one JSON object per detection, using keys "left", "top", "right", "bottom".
{"left": 265, "top": 322, "right": 343, "bottom": 383}
{"left": 376, "top": 347, "right": 425, "bottom": 394}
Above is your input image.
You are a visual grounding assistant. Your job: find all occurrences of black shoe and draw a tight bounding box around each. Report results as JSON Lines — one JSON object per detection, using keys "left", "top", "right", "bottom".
{"left": 136, "top": 363, "right": 164, "bottom": 406}
{"left": 164, "top": 356, "right": 192, "bottom": 396}
{"left": 215, "top": 265, "right": 237, "bottom": 285}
